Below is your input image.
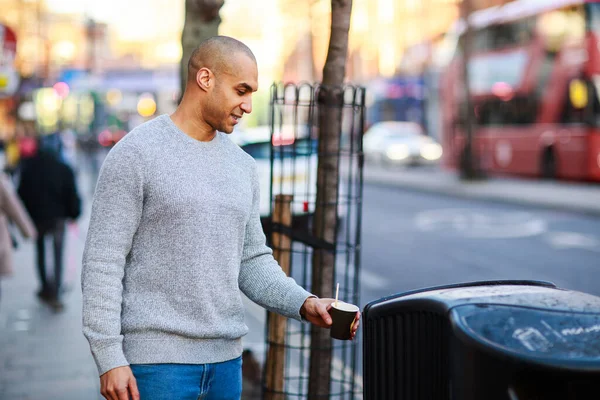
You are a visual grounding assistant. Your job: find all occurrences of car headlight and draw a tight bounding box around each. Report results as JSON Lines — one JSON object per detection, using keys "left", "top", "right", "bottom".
{"left": 420, "top": 143, "right": 443, "bottom": 161}
{"left": 386, "top": 144, "right": 409, "bottom": 160}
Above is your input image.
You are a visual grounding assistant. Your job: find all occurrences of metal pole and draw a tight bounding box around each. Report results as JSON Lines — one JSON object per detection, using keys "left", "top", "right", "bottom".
{"left": 459, "top": 0, "right": 481, "bottom": 180}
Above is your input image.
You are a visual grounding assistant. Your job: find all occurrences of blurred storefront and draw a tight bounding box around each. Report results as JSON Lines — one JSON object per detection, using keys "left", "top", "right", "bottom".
{"left": 0, "top": 0, "right": 521, "bottom": 144}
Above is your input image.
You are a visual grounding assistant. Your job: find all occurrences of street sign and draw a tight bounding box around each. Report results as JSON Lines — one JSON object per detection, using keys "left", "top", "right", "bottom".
{"left": 0, "top": 23, "right": 19, "bottom": 97}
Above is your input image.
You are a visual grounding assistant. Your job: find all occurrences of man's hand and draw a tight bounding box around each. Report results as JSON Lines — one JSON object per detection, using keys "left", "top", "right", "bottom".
{"left": 300, "top": 297, "right": 361, "bottom": 340}
{"left": 100, "top": 366, "right": 140, "bottom": 400}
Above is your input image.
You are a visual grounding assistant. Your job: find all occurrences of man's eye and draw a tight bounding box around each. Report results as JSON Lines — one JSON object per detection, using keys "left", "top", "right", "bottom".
{"left": 238, "top": 91, "right": 246, "bottom": 96}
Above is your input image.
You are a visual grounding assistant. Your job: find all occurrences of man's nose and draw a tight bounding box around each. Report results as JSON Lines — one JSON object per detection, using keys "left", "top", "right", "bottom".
{"left": 240, "top": 99, "right": 252, "bottom": 114}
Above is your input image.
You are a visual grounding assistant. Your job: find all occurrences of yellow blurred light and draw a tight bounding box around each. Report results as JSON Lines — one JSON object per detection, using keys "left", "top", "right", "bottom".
{"left": 106, "top": 89, "right": 123, "bottom": 106}
{"left": 37, "top": 88, "right": 62, "bottom": 113}
{"left": 0, "top": 74, "right": 7, "bottom": 89}
{"left": 406, "top": 0, "right": 418, "bottom": 10}
{"left": 351, "top": 5, "right": 369, "bottom": 33}
{"left": 41, "top": 113, "right": 59, "bottom": 128}
{"left": 79, "top": 94, "right": 95, "bottom": 125}
{"left": 52, "top": 41, "right": 77, "bottom": 62}
{"left": 538, "top": 11, "right": 568, "bottom": 38}
{"left": 154, "top": 42, "right": 182, "bottom": 63}
{"left": 537, "top": 10, "right": 582, "bottom": 52}
{"left": 61, "top": 95, "right": 78, "bottom": 124}
{"left": 377, "top": 0, "right": 394, "bottom": 24}
{"left": 34, "top": 88, "right": 62, "bottom": 133}
{"left": 137, "top": 96, "right": 157, "bottom": 117}
{"left": 569, "top": 79, "right": 588, "bottom": 109}
{"left": 379, "top": 41, "right": 396, "bottom": 77}
{"left": 6, "top": 141, "right": 20, "bottom": 167}
{"left": 568, "top": 13, "right": 586, "bottom": 41}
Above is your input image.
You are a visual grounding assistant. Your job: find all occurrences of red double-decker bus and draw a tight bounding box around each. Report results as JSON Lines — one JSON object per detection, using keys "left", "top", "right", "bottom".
{"left": 440, "top": 0, "right": 600, "bottom": 181}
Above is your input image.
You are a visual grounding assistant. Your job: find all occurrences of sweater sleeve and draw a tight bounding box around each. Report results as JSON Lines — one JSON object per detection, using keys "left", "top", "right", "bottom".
{"left": 238, "top": 163, "right": 313, "bottom": 321}
{"left": 81, "top": 140, "right": 144, "bottom": 376}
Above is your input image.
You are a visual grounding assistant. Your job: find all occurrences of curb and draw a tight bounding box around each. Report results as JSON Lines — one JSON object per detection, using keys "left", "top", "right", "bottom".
{"left": 363, "top": 169, "right": 600, "bottom": 217}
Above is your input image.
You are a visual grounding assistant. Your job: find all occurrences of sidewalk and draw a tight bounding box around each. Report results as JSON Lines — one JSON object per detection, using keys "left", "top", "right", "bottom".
{"left": 363, "top": 165, "right": 600, "bottom": 215}
{"left": 0, "top": 215, "right": 100, "bottom": 399}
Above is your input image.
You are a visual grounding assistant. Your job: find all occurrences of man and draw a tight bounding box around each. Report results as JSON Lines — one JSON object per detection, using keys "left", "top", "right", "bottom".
{"left": 82, "top": 36, "right": 360, "bottom": 400}
{"left": 18, "top": 136, "right": 81, "bottom": 310}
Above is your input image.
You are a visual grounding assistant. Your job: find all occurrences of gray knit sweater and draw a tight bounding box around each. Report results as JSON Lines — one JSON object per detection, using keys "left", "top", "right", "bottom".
{"left": 82, "top": 114, "right": 313, "bottom": 376}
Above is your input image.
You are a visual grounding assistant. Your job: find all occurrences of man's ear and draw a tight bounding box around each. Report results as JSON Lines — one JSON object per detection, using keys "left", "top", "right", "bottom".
{"left": 196, "top": 67, "right": 213, "bottom": 92}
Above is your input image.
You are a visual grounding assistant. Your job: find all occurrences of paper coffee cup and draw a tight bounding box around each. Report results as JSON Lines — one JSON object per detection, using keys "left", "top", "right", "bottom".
{"left": 328, "top": 301, "right": 359, "bottom": 340}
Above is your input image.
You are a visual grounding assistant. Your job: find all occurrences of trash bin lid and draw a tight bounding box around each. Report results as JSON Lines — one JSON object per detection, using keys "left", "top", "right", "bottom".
{"left": 452, "top": 304, "right": 600, "bottom": 371}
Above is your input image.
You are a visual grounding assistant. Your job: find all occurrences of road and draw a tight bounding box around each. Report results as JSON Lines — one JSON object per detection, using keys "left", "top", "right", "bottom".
{"left": 360, "top": 183, "right": 600, "bottom": 303}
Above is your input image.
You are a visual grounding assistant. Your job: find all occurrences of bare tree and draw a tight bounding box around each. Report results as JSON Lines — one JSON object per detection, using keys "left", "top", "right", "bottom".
{"left": 180, "top": 0, "right": 225, "bottom": 98}
{"left": 308, "top": 0, "right": 353, "bottom": 398}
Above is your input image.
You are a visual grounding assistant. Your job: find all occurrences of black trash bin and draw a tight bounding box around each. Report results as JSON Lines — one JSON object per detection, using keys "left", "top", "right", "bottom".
{"left": 363, "top": 280, "right": 600, "bottom": 400}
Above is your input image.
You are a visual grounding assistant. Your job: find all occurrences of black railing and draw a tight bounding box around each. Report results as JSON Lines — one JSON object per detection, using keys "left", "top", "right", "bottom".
{"left": 262, "top": 82, "right": 366, "bottom": 399}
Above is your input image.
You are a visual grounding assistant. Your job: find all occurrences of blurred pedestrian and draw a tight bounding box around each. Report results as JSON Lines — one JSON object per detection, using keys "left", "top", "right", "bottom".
{"left": 82, "top": 36, "right": 360, "bottom": 400}
{"left": 17, "top": 137, "right": 81, "bottom": 310}
{"left": 0, "top": 147, "right": 37, "bottom": 304}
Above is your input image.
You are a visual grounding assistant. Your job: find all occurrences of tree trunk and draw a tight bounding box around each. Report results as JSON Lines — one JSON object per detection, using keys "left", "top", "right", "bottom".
{"left": 308, "top": 0, "right": 353, "bottom": 398}
{"left": 180, "top": 0, "right": 224, "bottom": 99}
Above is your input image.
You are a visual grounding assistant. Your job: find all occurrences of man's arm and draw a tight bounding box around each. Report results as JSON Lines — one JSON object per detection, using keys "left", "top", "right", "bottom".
{"left": 238, "top": 163, "right": 313, "bottom": 321}
{"left": 81, "top": 140, "right": 144, "bottom": 376}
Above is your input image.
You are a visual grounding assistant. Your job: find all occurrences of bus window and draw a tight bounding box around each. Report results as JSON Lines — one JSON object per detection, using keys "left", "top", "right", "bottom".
{"left": 468, "top": 49, "right": 529, "bottom": 94}
{"left": 476, "top": 95, "right": 538, "bottom": 127}
{"left": 473, "top": 18, "right": 535, "bottom": 53}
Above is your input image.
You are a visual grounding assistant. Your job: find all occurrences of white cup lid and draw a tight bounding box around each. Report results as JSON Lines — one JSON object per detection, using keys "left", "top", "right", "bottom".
{"left": 330, "top": 301, "right": 359, "bottom": 312}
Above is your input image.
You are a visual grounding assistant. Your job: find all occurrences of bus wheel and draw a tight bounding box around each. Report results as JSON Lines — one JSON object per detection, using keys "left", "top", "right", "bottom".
{"left": 541, "top": 148, "right": 557, "bottom": 180}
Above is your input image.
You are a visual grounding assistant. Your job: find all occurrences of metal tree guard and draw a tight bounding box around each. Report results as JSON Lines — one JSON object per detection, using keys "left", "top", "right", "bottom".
{"left": 263, "top": 82, "right": 366, "bottom": 399}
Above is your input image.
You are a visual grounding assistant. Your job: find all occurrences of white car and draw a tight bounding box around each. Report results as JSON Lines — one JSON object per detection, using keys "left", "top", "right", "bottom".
{"left": 363, "top": 121, "right": 443, "bottom": 166}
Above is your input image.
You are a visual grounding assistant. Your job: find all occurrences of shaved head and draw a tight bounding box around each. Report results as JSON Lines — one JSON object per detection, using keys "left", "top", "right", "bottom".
{"left": 187, "top": 36, "right": 256, "bottom": 82}
{"left": 177, "top": 35, "right": 258, "bottom": 135}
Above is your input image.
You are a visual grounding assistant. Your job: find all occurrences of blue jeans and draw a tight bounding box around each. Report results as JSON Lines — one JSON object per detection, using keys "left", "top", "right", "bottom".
{"left": 130, "top": 356, "right": 242, "bottom": 400}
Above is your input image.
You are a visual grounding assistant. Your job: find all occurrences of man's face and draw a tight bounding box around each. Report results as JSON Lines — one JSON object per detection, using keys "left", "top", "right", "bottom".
{"left": 205, "top": 52, "right": 258, "bottom": 134}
